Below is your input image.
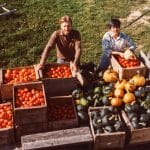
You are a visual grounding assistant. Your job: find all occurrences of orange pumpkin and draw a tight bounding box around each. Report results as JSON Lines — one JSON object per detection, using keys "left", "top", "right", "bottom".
{"left": 103, "top": 68, "right": 118, "bottom": 83}
{"left": 125, "top": 81, "right": 136, "bottom": 92}
{"left": 123, "top": 92, "right": 135, "bottom": 104}
{"left": 111, "top": 97, "right": 122, "bottom": 107}
{"left": 130, "top": 72, "right": 145, "bottom": 86}
{"left": 114, "top": 88, "right": 125, "bottom": 98}
{"left": 115, "top": 79, "right": 127, "bottom": 90}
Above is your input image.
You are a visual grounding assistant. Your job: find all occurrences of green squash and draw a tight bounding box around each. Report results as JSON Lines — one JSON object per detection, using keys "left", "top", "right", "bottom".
{"left": 104, "top": 126, "right": 115, "bottom": 133}
{"left": 79, "top": 97, "right": 89, "bottom": 107}
{"left": 102, "top": 96, "right": 110, "bottom": 106}
{"left": 72, "top": 89, "right": 83, "bottom": 99}
{"left": 94, "top": 87, "right": 102, "bottom": 94}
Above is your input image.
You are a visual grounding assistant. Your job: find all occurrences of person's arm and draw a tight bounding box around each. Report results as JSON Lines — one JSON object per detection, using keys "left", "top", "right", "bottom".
{"left": 102, "top": 34, "right": 112, "bottom": 57}
{"left": 71, "top": 32, "right": 82, "bottom": 72}
{"left": 38, "top": 31, "right": 57, "bottom": 69}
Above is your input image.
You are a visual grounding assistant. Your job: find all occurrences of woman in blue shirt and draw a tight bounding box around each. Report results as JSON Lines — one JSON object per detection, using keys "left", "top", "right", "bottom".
{"left": 97, "top": 18, "right": 136, "bottom": 73}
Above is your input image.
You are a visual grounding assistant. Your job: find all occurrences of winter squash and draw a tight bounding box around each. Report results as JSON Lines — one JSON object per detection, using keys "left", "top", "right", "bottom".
{"left": 114, "top": 88, "right": 125, "bottom": 98}
{"left": 125, "top": 81, "right": 136, "bottom": 92}
{"left": 130, "top": 71, "right": 146, "bottom": 86}
{"left": 111, "top": 97, "right": 122, "bottom": 106}
{"left": 123, "top": 92, "right": 136, "bottom": 104}
{"left": 115, "top": 79, "right": 127, "bottom": 90}
{"left": 103, "top": 68, "right": 118, "bottom": 83}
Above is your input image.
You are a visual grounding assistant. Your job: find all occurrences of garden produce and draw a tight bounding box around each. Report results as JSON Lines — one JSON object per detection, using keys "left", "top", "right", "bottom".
{"left": 4, "top": 68, "right": 36, "bottom": 84}
{"left": 15, "top": 88, "right": 45, "bottom": 108}
{"left": 130, "top": 71, "right": 146, "bottom": 87}
{"left": 91, "top": 107, "right": 125, "bottom": 134}
{"left": 124, "top": 101, "right": 150, "bottom": 129}
{"left": 115, "top": 79, "right": 127, "bottom": 90}
{"left": 49, "top": 103, "right": 75, "bottom": 121}
{"left": 0, "top": 104, "right": 13, "bottom": 129}
{"left": 45, "top": 65, "right": 72, "bottom": 78}
{"left": 111, "top": 97, "right": 123, "bottom": 107}
{"left": 103, "top": 68, "right": 118, "bottom": 83}
{"left": 123, "top": 92, "right": 136, "bottom": 104}
{"left": 115, "top": 55, "right": 140, "bottom": 68}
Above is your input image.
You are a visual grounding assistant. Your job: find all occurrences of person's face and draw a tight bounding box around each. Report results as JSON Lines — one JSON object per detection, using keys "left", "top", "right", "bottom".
{"left": 110, "top": 26, "right": 120, "bottom": 37}
{"left": 60, "top": 21, "right": 72, "bottom": 35}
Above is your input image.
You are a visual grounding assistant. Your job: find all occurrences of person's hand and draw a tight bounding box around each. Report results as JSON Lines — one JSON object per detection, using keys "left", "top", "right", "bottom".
{"left": 124, "top": 49, "right": 134, "bottom": 60}
{"left": 36, "top": 63, "right": 44, "bottom": 71}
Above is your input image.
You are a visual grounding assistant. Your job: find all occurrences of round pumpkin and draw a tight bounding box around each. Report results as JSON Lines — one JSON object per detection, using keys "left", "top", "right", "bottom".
{"left": 103, "top": 68, "right": 118, "bottom": 83}
{"left": 130, "top": 72, "right": 145, "bottom": 87}
{"left": 111, "top": 97, "right": 122, "bottom": 107}
{"left": 125, "top": 81, "right": 136, "bottom": 92}
{"left": 114, "top": 88, "right": 124, "bottom": 98}
{"left": 123, "top": 92, "right": 136, "bottom": 104}
{"left": 115, "top": 79, "right": 127, "bottom": 90}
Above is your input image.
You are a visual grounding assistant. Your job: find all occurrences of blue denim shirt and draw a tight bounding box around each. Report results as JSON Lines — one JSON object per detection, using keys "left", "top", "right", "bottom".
{"left": 102, "top": 31, "right": 136, "bottom": 57}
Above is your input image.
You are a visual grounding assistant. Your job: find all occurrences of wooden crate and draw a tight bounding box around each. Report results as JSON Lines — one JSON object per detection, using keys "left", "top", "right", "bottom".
{"left": 0, "top": 65, "right": 39, "bottom": 100}
{"left": 21, "top": 126, "right": 93, "bottom": 150}
{"left": 13, "top": 81, "right": 47, "bottom": 125}
{"left": 15, "top": 122, "right": 48, "bottom": 143}
{"left": 140, "top": 51, "right": 150, "bottom": 80}
{"left": 0, "top": 102, "right": 15, "bottom": 145}
{"left": 47, "top": 96, "right": 78, "bottom": 131}
{"left": 111, "top": 54, "right": 147, "bottom": 79}
{"left": 121, "top": 110, "right": 150, "bottom": 145}
{"left": 89, "top": 106, "right": 126, "bottom": 150}
{"left": 39, "top": 63, "right": 80, "bottom": 97}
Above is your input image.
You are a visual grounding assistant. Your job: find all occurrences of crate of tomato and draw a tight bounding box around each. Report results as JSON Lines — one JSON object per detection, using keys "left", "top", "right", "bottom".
{"left": 0, "top": 65, "right": 39, "bottom": 101}
{"left": 111, "top": 53, "right": 147, "bottom": 79}
{"left": 0, "top": 102, "right": 15, "bottom": 145}
{"left": 39, "top": 63, "right": 79, "bottom": 97}
{"left": 13, "top": 81, "right": 48, "bottom": 139}
{"left": 47, "top": 95, "right": 78, "bottom": 131}
{"left": 89, "top": 106, "right": 126, "bottom": 150}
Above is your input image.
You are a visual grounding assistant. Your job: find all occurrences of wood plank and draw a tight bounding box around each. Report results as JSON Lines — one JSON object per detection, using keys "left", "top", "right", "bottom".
{"left": 21, "top": 127, "right": 93, "bottom": 150}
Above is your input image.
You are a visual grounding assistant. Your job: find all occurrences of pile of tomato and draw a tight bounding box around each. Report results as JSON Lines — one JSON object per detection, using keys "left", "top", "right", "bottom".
{"left": 16, "top": 88, "right": 45, "bottom": 108}
{"left": 49, "top": 103, "right": 75, "bottom": 121}
{"left": 0, "top": 104, "right": 13, "bottom": 129}
{"left": 4, "top": 68, "right": 36, "bottom": 84}
{"left": 116, "top": 55, "right": 140, "bottom": 68}
{"left": 45, "top": 65, "right": 72, "bottom": 78}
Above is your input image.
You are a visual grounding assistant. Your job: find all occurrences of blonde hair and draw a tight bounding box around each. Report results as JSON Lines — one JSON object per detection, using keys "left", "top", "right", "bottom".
{"left": 59, "top": 15, "right": 72, "bottom": 25}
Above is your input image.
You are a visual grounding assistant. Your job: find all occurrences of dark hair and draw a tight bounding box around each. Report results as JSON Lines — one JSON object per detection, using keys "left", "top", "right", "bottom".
{"left": 59, "top": 15, "right": 72, "bottom": 25}
{"left": 107, "top": 18, "right": 121, "bottom": 29}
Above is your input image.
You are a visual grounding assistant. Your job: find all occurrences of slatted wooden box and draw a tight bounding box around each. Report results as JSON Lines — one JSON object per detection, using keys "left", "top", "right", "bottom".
{"left": 13, "top": 81, "right": 47, "bottom": 125}
{"left": 0, "top": 102, "right": 15, "bottom": 145}
{"left": 121, "top": 110, "right": 150, "bottom": 145}
{"left": 89, "top": 106, "right": 126, "bottom": 150}
{"left": 111, "top": 54, "right": 147, "bottom": 79}
{"left": 140, "top": 51, "right": 150, "bottom": 80}
{"left": 38, "top": 63, "right": 79, "bottom": 97}
{"left": 47, "top": 95, "right": 78, "bottom": 131}
{"left": 0, "top": 65, "right": 39, "bottom": 101}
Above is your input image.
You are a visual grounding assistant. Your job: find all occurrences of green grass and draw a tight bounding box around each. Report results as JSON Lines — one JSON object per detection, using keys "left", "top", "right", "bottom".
{"left": 0, "top": 0, "right": 149, "bottom": 68}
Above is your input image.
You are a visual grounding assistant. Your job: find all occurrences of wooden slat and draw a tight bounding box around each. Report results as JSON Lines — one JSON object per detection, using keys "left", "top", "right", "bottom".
{"left": 21, "top": 127, "right": 93, "bottom": 150}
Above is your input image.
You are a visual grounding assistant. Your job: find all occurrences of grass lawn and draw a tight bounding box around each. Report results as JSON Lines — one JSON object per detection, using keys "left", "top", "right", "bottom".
{"left": 0, "top": 0, "right": 149, "bottom": 68}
